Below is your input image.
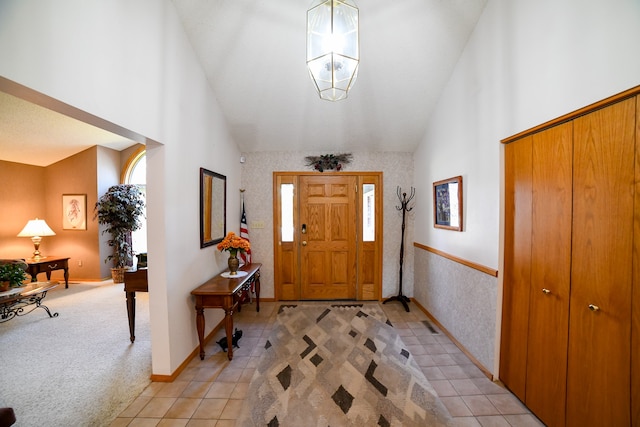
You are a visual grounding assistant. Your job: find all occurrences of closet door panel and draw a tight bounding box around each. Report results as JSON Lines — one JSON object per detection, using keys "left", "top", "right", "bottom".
{"left": 500, "top": 136, "right": 533, "bottom": 401}
{"left": 568, "top": 98, "right": 635, "bottom": 426}
{"left": 525, "top": 123, "right": 572, "bottom": 427}
{"left": 633, "top": 95, "right": 640, "bottom": 427}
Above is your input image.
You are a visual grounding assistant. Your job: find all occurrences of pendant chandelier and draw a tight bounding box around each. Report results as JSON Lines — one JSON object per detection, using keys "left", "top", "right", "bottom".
{"left": 307, "top": 0, "right": 359, "bottom": 101}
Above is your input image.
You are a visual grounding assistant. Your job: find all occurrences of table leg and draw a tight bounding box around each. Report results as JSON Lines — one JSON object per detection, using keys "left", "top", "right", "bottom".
{"left": 255, "top": 273, "right": 260, "bottom": 312}
{"left": 196, "top": 306, "right": 205, "bottom": 360}
{"left": 35, "top": 295, "right": 59, "bottom": 318}
{"left": 224, "top": 306, "right": 235, "bottom": 360}
{"left": 126, "top": 291, "right": 136, "bottom": 343}
{"left": 63, "top": 266, "right": 69, "bottom": 288}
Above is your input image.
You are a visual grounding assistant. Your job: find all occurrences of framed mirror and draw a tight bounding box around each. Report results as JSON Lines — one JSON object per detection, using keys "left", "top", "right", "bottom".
{"left": 433, "top": 175, "right": 463, "bottom": 231}
{"left": 200, "top": 168, "right": 226, "bottom": 248}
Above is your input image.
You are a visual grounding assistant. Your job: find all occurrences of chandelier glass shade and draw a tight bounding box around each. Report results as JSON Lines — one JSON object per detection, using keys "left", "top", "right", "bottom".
{"left": 307, "top": 0, "right": 359, "bottom": 101}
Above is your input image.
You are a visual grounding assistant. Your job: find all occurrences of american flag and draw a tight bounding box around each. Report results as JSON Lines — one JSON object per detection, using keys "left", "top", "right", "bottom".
{"left": 240, "top": 200, "right": 251, "bottom": 265}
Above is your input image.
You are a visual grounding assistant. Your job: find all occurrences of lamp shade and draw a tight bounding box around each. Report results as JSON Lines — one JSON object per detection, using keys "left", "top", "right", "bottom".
{"left": 17, "top": 218, "right": 56, "bottom": 237}
{"left": 307, "top": 0, "right": 359, "bottom": 101}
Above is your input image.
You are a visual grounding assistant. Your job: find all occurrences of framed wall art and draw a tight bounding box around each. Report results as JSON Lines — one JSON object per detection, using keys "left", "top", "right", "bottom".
{"left": 62, "top": 194, "right": 87, "bottom": 230}
{"left": 433, "top": 176, "right": 463, "bottom": 231}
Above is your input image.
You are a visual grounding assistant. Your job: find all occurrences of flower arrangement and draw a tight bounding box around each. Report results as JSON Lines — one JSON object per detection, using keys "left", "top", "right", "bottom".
{"left": 217, "top": 232, "right": 251, "bottom": 254}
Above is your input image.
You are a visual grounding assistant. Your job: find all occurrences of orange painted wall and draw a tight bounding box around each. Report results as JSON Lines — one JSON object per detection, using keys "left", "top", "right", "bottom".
{"left": 0, "top": 161, "right": 46, "bottom": 257}
{"left": 0, "top": 147, "right": 105, "bottom": 281}
{"left": 44, "top": 147, "right": 101, "bottom": 280}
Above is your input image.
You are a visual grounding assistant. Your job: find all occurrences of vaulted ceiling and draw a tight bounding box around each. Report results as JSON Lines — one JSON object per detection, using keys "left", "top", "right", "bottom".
{"left": 0, "top": 0, "right": 487, "bottom": 166}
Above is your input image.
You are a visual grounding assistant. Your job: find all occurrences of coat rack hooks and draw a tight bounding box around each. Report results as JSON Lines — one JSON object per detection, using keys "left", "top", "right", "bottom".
{"left": 383, "top": 186, "right": 415, "bottom": 312}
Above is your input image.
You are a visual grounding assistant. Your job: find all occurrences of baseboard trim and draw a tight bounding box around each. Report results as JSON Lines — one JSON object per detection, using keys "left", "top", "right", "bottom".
{"left": 151, "top": 298, "right": 274, "bottom": 382}
{"left": 411, "top": 298, "right": 494, "bottom": 381}
{"left": 150, "top": 319, "right": 225, "bottom": 382}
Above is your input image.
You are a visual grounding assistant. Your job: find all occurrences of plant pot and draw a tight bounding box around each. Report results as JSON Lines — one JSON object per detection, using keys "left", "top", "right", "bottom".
{"left": 0, "top": 281, "right": 9, "bottom": 292}
{"left": 111, "top": 267, "right": 126, "bottom": 284}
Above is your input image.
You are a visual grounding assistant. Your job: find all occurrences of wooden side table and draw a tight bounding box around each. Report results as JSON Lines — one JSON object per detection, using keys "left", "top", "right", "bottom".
{"left": 191, "top": 263, "right": 261, "bottom": 361}
{"left": 26, "top": 256, "right": 70, "bottom": 288}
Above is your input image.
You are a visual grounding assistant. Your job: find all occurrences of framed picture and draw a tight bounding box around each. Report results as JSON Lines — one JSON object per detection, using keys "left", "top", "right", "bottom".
{"left": 62, "top": 194, "right": 87, "bottom": 230}
{"left": 433, "top": 176, "right": 463, "bottom": 231}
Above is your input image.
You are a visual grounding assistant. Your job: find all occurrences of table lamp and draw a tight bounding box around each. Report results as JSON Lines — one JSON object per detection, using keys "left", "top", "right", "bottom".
{"left": 17, "top": 218, "right": 56, "bottom": 260}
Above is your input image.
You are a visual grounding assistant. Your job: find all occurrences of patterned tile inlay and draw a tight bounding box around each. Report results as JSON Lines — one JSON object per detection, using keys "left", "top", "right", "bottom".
{"left": 237, "top": 304, "right": 454, "bottom": 426}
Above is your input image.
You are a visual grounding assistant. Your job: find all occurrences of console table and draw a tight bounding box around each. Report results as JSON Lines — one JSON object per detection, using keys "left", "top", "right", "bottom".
{"left": 123, "top": 267, "right": 148, "bottom": 343}
{"left": 191, "top": 263, "right": 261, "bottom": 361}
{"left": 26, "top": 256, "right": 70, "bottom": 289}
{"left": 0, "top": 282, "right": 59, "bottom": 322}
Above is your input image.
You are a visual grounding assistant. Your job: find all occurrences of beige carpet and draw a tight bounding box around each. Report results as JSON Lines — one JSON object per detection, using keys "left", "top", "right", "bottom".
{"left": 238, "top": 303, "right": 454, "bottom": 426}
{"left": 0, "top": 281, "right": 151, "bottom": 426}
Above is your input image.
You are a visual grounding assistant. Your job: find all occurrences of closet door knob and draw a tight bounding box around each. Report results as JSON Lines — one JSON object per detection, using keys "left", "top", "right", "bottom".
{"left": 542, "top": 288, "right": 551, "bottom": 295}
{"left": 302, "top": 241, "right": 307, "bottom": 246}
{"left": 588, "top": 304, "right": 600, "bottom": 312}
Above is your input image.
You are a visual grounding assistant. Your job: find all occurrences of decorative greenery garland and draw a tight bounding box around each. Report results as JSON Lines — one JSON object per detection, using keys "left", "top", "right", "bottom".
{"left": 304, "top": 153, "right": 353, "bottom": 172}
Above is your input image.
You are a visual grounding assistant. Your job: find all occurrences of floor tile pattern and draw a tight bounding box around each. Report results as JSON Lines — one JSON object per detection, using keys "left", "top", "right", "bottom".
{"left": 111, "top": 301, "right": 544, "bottom": 427}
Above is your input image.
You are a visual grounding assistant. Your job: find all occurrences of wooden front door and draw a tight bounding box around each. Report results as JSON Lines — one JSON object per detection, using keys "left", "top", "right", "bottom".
{"left": 273, "top": 172, "right": 382, "bottom": 301}
{"left": 299, "top": 175, "right": 357, "bottom": 299}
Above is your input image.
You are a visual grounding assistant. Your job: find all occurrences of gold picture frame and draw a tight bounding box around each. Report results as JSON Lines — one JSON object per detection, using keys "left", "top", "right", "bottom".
{"left": 433, "top": 176, "right": 463, "bottom": 231}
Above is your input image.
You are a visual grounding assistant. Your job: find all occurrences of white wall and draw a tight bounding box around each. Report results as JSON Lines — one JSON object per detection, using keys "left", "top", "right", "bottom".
{"left": 413, "top": 0, "right": 640, "bottom": 375}
{"left": 0, "top": 0, "right": 241, "bottom": 375}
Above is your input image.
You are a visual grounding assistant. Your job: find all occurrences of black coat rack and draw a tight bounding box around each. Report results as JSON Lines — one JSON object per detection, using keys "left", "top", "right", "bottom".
{"left": 383, "top": 186, "right": 415, "bottom": 312}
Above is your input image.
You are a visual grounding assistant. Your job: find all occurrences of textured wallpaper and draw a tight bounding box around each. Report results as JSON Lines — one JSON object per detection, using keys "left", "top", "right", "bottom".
{"left": 414, "top": 248, "right": 497, "bottom": 374}
{"left": 239, "top": 151, "right": 414, "bottom": 300}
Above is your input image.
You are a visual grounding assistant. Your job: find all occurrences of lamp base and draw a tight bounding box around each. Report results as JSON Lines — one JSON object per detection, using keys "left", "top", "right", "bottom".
{"left": 31, "top": 241, "right": 46, "bottom": 260}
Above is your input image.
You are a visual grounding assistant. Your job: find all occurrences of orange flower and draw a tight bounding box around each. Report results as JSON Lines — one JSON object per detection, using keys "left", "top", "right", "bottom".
{"left": 217, "top": 231, "right": 251, "bottom": 252}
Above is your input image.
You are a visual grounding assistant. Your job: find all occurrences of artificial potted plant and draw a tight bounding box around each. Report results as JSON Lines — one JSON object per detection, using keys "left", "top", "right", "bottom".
{"left": 0, "top": 262, "right": 28, "bottom": 292}
{"left": 94, "top": 184, "right": 145, "bottom": 283}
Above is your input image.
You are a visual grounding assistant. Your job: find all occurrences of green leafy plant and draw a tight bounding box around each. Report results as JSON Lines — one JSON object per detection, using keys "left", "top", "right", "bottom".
{"left": 94, "top": 184, "right": 145, "bottom": 268}
{"left": 0, "top": 262, "right": 28, "bottom": 287}
{"left": 304, "top": 153, "right": 353, "bottom": 172}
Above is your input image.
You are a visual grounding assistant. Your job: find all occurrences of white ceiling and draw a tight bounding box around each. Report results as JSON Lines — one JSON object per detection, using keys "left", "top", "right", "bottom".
{"left": 0, "top": 91, "right": 137, "bottom": 167}
{"left": 0, "top": 0, "right": 486, "bottom": 166}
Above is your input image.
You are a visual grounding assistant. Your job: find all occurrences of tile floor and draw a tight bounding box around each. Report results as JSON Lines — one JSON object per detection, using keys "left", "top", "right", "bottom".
{"left": 110, "top": 301, "right": 544, "bottom": 427}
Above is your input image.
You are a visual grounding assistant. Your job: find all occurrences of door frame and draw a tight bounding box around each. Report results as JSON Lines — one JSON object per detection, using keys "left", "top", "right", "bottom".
{"left": 273, "top": 171, "right": 383, "bottom": 301}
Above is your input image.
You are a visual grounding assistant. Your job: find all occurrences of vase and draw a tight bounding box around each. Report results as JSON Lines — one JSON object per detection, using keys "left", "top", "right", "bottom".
{"left": 227, "top": 250, "right": 240, "bottom": 275}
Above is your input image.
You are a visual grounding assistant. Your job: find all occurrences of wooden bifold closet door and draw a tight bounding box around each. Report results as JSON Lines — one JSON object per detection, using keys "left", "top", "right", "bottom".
{"left": 526, "top": 122, "right": 573, "bottom": 427}
{"left": 501, "top": 91, "right": 639, "bottom": 427}
{"left": 566, "top": 97, "right": 635, "bottom": 427}
{"left": 500, "top": 122, "right": 572, "bottom": 427}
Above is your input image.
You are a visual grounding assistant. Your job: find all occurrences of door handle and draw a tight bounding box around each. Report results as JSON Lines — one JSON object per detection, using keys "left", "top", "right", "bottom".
{"left": 301, "top": 224, "right": 307, "bottom": 234}
{"left": 302, "top": 241, "right": 307, "bottom": 246}
{"left": 542, "top": 288, "right": 551, "bottom": 295}
{"left": 588, "top": 304, "right": 600, "bottom": 312}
